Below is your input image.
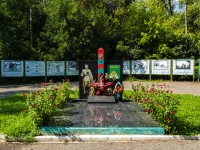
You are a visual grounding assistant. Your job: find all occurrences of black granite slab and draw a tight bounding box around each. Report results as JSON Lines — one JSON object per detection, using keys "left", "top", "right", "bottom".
{"left": 87, "top": 95, "right": 116, "bottom": 103}
{"left": 49, "top": 102, "right": 160, "bottom": 128}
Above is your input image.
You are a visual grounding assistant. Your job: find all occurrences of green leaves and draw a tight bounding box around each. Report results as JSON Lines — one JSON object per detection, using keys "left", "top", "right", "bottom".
{"left": 130, "top": 83, "right": 179, "bottom": 134}
{"left": 25, "top": 80, "right": 71, "bottom": 126}
{"left": 0, "top": 0, "right": 199, "bottom": 60}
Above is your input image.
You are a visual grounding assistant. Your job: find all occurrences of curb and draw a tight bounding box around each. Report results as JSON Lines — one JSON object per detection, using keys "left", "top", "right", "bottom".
{"left": 1, "top": 134, "right": 200, "bottom": 143}
{"left": 33, "top": 135, "right": 200, "bottom": 142}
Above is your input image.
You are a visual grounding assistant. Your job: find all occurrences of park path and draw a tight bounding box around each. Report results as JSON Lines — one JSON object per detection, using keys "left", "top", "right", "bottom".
{"left": 1, "top": 81, "right": 200, "bottom": 99}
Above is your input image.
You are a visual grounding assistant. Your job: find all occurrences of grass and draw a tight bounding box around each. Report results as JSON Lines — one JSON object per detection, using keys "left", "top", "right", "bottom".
{"left": 173, "top": 94, "right": 200, "bottom": 135}
{"left": 0, "top": 93, "right": 40, "bottom": 142}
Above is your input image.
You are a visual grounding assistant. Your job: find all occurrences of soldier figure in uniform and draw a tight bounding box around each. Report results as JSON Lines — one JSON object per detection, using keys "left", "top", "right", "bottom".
{"left": 81, "top": 64, "right": 93, "bottom": 94}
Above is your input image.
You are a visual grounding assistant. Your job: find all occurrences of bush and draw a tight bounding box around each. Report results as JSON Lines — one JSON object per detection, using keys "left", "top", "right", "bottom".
{"left": 24, "top": 79, "right": 71, "bottom": 126}
{"left": 130, "top": 83, "right": 179, "bottom": 134}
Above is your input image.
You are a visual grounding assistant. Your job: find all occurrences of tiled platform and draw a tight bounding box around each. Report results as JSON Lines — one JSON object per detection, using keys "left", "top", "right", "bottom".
{"left": 40, "top": 102, "right": 164, "bottom": 135}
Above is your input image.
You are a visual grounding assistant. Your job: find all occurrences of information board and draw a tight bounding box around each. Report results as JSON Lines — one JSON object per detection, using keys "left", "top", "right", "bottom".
{"left": 25, "top": 61, "right": 45, "bottom": 76}
{"left": 1, "top": 60, "right": 24, "bottom": 77}
{"left": 132, "top": 60, "right": 149, "bottom": 74}
{"left": 151, "top": 60, "right": 171, "bottom": 75}
{"left": 47, "top": 61, "right": 64, "bottom": 76}
{"left": 123, "top": 60, "right": 130, "bottom": 74}
{"left": 66, "top": 61, "right": 79, "bottom": 75}
{"left": 173, "top": 59, "right": 194, "bottom": 75}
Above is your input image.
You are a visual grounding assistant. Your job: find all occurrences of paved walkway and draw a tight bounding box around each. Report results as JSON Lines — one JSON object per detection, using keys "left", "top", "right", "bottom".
{"left": 1, "top": 81, "right": 200, "bottom": 98}
{"left": 123, "top": 81, "right": 200, "bottom": 96}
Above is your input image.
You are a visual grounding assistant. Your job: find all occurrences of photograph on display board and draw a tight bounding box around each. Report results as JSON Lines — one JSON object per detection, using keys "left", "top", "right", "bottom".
{"left": 4, "top": 61, "right": 21, "bottom": 72}
{"left": 173, "top": 59, "right": 194, "bottom": 75}
{"left": 47, "top": 61, "right": 64, "bottom": 76}
{"left": 132, "top": 60, "right": 149, "bottom": 74}
{"left": 25, "top": 61, "right": 45, "bottom": 76}
{"left": 151, "top": 60, "right": 170, "bottom": 75}
{"left": 175, "top": 60, "right": 191, "bottom": 69}
{"left": 66, "top": 61, "right": 79, "bottom": 75}
{"left": 123, "top": 61, "right": 130, "bottom": 74}
{"left": 153, "top": 60, "right": 168, "bottom": 70}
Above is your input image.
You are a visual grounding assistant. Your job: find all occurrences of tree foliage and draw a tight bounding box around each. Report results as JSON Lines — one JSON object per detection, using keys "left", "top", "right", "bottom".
{"left": 0, "top": 0, "right": 199, "bottom": 61}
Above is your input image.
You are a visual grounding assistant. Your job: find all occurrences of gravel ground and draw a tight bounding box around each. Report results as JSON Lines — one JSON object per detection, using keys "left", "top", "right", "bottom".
{"left": 0, "top": 81, "right": 200, "bottom": 149}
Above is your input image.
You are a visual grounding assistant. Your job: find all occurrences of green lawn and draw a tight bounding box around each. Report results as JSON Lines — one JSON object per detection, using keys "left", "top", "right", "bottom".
{"left": 0, "top": 94, "right": 39, "bottom": 141}
{"left": 173, "top": 94, "right": 200, "bottom": 135}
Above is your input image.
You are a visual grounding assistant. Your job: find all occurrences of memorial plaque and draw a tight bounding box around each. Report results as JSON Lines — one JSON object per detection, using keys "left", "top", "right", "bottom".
{"left": 87, "top": 95, "right": 115, "bottom": 103}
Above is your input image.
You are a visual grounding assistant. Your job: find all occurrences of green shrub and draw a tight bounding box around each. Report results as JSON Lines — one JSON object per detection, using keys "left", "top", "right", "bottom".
{"left": 130, "top": 83, "right": 179, "bottom": 134}
{"left": 24, "top": 79, "right": 71, "bottom": 126}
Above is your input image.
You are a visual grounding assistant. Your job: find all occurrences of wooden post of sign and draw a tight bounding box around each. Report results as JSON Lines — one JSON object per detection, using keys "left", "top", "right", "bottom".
{"left": 98, "top": 47, "right": 104, "bottom": 79}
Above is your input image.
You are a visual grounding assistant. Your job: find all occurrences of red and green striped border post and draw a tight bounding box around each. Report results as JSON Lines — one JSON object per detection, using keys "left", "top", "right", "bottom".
{"left": 98, "top": 47, "right": 104, "bottom": 79}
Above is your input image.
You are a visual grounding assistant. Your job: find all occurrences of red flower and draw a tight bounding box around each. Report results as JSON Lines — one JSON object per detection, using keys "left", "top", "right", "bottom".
{"left": 170, "top": 111, "right": 175, "bottom": 115}
{"left": 167, "top": 117, "right": 171, "bottom": 122}
{"left": 22, "top": 93, "right": 27, "bottom": 97}
{"left": 24, "top": 110, "right": 28, "bottom": 113}
{"left": 49, "top": 79, "right": 53, "bottom": 83}
{"left": 30, "top": 105, "right": 35, "bottom": 109}
{"left": 146, "top": 109, "right": 151, "bottom": 113}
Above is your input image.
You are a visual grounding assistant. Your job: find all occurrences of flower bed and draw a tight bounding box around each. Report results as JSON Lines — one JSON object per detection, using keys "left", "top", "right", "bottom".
{"left": 23, "top": 79, "right": 71, "bottom": 126}
{"left": 130, "top": 83, "right": 179, "bottom": 134}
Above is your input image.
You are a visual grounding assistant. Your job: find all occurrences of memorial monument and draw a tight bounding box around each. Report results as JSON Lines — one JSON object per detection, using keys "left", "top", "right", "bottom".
{"left": 79, "top": 48, "right": 123, "bottom": 102}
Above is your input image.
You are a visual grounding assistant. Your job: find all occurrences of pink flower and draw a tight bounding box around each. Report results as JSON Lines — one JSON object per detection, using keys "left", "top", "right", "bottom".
{"left": 49, "top": 79, "right": 53, "bottom": 83}
{"left": 146, "top": 109, "right": 151, "bottom": 113}
{"left": 170, "top": 111, "right": 175, "bottom": 115}
{"left": 143, "top": 98, "right": 147, "bottom": 102}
